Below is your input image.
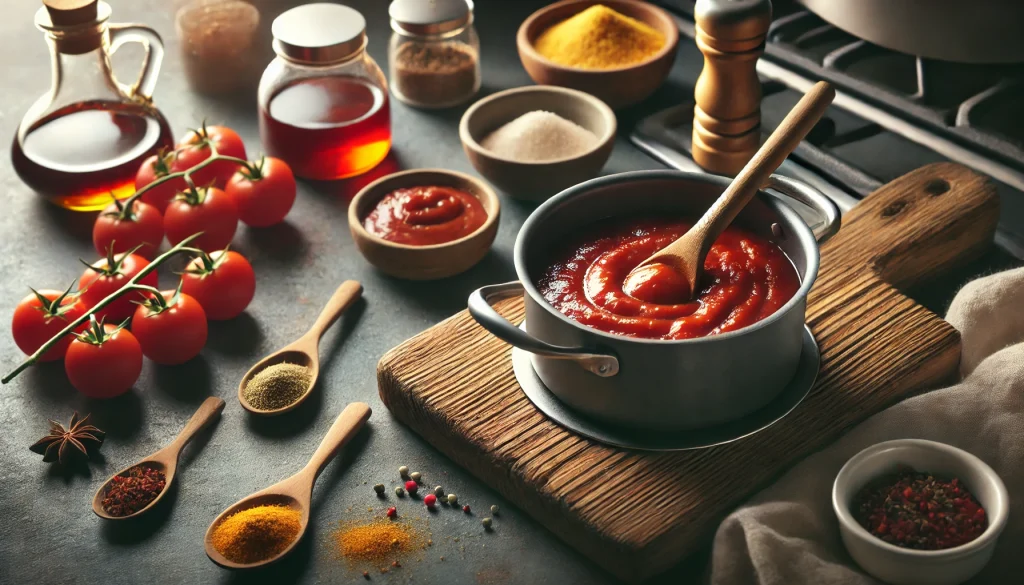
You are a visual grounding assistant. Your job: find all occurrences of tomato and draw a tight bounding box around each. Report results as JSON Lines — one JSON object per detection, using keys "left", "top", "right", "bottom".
{"left": 136, "top": 150, "right": 188, "bottom": 213}
{"left": 78, "top": 249, "right": 158, "bottom": 323}
{"left": 11, "top": 286, "right": 86, "bottom": 361}
{"left": 64, "top": 321, "right": 142, "bottom": 399}
{"left": 164, "top": 186, "right": 238, "bottom": 252}
{"left": 180, "top": 250, "right": 256, "bottom": 320}
{"left": 225, "top": 157, "right": 297, "bottom": 227}
{"left": 172, "top": 124, "right": 247, "bottom": 189}
{"left": 92, "top": 199, "right": 164, "bottom": 258}
{"left": 132, "top": 290, "right": 208, "bottom": 365}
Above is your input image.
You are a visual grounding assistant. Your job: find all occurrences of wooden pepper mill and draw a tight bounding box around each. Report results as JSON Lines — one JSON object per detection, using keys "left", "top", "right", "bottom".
{"left": 692, "top": 0, "right": 772, "bottom": 176}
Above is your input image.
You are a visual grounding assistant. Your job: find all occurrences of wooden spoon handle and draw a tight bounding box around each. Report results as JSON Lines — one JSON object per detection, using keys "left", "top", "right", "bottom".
{"left": 690, "top": 81, "right": 835, "bottom": 251}
{"left": 165, "top": 397, "right": 226, "bottom": 454}
{"left": 305, "top": 281, "right": 363, "bottom": 342}
{"left": 298, "top": 402, "right": 371, "bottom": 482}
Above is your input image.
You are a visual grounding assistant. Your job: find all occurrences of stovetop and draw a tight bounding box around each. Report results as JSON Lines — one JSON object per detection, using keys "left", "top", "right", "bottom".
{"left": 632, "top": 0, "right": 1024, "bottom": 264}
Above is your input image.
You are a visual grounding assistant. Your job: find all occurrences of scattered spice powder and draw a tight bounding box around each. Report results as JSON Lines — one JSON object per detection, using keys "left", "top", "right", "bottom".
{"left": 392, "top": 42, "right": 479, "bottom": 107}
{"left": 534, "top": 4, "right": 665, "bottom": 70}
{"left": 211, "top": 504, "right": 302, "bottom": 564}
{"left": 102, "top": 465, "right": 166, "bottom": 517}
{"left": 243, "top": 363, "right": 312, "bottom": 411}
{"left": 853, "top": 471, "right": 987, "bottom": 550}
{"left": 334, "top": 519, "right": 417, "bottom": 564}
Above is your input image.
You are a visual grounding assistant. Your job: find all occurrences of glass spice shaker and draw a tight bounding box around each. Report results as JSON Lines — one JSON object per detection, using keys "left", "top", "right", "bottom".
{"left": 176, "top": 0, "right": 261, "bottom": 95}
{"left": 258, "top": 3, "right": 391, "bottom": 181}
{"left": 388, "top": 0, "right": 481, "bottom": 109}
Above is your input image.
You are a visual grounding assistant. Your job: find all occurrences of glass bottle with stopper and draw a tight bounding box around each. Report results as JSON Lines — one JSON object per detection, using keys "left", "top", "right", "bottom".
{"left": 12, "top": 0, "right": 174, "bottom": 211}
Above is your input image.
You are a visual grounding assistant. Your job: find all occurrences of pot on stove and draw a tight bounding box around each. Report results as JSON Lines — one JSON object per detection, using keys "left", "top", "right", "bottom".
{"left": 468, "top": 171, "right": 840, "bottom": 432}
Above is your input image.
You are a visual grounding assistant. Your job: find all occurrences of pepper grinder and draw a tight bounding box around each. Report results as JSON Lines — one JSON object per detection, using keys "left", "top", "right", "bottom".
{"left": 692, "top": 0, "right": 772, "bottom": 176}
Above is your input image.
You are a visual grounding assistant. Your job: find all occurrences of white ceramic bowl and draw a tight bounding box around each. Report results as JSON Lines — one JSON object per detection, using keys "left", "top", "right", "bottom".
{"left": 833, "top": 439, "right": 1009, "bottom": 585}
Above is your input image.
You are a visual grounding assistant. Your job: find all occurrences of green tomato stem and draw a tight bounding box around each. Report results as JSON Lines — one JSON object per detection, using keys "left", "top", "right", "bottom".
{"left": 122, "top": 143, "right": 250, "bottom": 209}
{"left": 1, "top": 233, "right": 204, "bottom": 385}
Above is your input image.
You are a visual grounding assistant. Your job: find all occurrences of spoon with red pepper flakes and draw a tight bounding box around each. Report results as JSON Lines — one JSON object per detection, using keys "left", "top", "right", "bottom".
{"left": 91, "top": 397, "right": 225, "bottom": 520}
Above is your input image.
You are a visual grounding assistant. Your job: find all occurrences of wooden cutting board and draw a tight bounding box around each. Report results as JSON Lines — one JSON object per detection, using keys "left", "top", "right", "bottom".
{"left": 377, "top": 163, "right": 998, "bottom": 582}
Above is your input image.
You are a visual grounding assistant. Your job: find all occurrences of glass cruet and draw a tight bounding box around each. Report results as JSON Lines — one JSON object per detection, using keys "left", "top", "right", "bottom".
{"left": 12, "top": 0, "right": 174, "bottom": 211}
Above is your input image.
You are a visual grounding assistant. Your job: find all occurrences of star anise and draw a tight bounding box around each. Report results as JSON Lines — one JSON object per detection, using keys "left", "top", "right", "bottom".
{"left": 29, "top": 412, "right": 105, "bottom": 464}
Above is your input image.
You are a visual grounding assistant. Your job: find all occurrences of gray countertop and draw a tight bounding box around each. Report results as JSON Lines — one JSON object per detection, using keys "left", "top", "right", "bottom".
{"left": 0, "top": 1, "right": 712, "bottom": 583}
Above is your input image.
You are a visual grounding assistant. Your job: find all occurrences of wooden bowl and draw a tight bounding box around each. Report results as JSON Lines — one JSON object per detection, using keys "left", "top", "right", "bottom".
{"left": 516, "top": 0, "right": 679, "bottom": 109}
{"left": 459, "top": 85, "right": 616, "bottom": 201}
{"left": 348, "top": 169, "right": 500, "bottom": 280}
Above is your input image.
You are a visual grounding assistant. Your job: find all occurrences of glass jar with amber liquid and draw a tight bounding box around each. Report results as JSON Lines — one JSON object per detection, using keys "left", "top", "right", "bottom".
{"left": 13, "top": 0, "right": 174, "bottom": 211}
{"left": 258, "top": 3, "right": 391, "bottom": 181}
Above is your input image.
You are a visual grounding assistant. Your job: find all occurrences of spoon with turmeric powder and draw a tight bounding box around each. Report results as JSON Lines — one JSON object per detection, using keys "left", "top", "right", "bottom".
{"left": 238, "top": 280, "right": 363, "bottom": 416}
{"left": 204, "top": 402, "right": 371, "bottom": 569}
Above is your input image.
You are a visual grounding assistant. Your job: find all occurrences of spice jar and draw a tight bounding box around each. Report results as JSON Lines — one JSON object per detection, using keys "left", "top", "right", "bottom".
{"left": 388, "top": 0, "right": 480, "bottom": 109}
{"left": 176, "top": 0, "right": 261, "bottom": 95}
{"left": 257, "top": 3, "right": 391, "bottom": 180}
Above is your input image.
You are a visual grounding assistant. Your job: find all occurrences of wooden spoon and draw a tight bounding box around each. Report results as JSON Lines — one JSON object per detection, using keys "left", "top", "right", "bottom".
{"left": 238, "top": 280, "right": 363, "bottom": 416}
{"left": 624, "top": 81, "right": 836, "bottom": 300}
{"left": 92, "top": 396, "right": 225, "bottom": 520}
{"left": 204, "top": 402, "right": 372, "bottom": 569}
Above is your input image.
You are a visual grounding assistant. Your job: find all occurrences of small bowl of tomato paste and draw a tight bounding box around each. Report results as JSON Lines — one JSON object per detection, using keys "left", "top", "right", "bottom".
{"left": 349, "top": 169, "right": 500, "bottom": 280}
{"left": 833, "top": 439, "right": 1009, "bottom": 585}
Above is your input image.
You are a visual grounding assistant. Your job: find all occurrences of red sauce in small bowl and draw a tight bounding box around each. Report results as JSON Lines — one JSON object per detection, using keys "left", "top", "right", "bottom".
{"left": 364, "top": 185, "right": 487, "bottom": 246}
{"left": 537, "top": 217, "right": 799, "bottom": 340}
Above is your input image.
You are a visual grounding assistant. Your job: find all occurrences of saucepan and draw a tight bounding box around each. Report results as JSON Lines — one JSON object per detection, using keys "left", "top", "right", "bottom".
{"left": 469, "top": 171, "right": 840, "bottom": 432}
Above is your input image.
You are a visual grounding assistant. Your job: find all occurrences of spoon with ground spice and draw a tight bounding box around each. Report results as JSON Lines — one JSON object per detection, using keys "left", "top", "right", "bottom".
{"left": 204, "top": 402, "right": 371, "bottom": 569}
{"left": 91, "top": 397, "right": 225, "bottom": 520}
{"left": 238, "top": 281, "right": 362, "bottom": 415}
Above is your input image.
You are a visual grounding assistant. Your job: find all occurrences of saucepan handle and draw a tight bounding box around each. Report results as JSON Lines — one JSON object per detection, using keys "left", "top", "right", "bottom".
{"left": 765, "top": 175, "right": 841, "bottom": 244}
{"left": 468, "top": 281, "right": 620, "bottom": 378}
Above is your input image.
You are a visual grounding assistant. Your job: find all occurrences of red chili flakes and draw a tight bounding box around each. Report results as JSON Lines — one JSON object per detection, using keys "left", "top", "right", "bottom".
{"left": 853, "top": 471, "right": 987, "bottom": 550}
{"left": 101, "top": 465, "right": 167, "bottom": 517}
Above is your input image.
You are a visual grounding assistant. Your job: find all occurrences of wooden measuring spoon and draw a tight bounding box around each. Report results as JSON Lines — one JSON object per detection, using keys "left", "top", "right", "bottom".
{"left": 204, "top": 402, "right": 371, "bottom": 569}
{"left": 624, "top": 81, "right": 836, "bottom": 300}
{"left": 238, "top": 280, "right": 362, "bottom": 416}
{"left": 92, "top": 396, "right": 225, "bottom": 520}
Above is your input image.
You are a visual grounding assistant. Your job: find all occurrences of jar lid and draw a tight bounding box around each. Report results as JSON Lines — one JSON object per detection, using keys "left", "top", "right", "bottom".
{"left": 390, "top": 0, "right": 472, "bottom": 36}
{"left": 272, "top": 3, "right": 366, "bottom": 65}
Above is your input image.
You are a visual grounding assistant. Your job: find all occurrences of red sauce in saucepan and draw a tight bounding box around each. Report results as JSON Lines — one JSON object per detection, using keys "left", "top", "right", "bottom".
{"left": 537, "top": 217, "right": 800, "bottom": 340}
{"left": 363, "top": 185, "right": 487, "bottom": 246}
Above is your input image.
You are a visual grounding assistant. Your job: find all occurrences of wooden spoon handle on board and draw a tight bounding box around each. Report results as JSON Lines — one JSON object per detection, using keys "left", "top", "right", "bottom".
{"left": 277, "top": 402, "right": 372, "bottom": 495}
{"left": 641, "top": 81, "right": 836, "bottom": 293}
{"left": 301, "top": 281, "right": 363, "bottom": 344}
{"left": 155, "top": 397, "right": 226, "bottom": 463}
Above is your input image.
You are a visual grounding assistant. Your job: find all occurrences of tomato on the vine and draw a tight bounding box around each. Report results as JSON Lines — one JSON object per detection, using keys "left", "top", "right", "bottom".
{"left": 172, "top": 123, "right": 247, "bottom": 189}
{"left": 180, "top": 250, "right": 255, "bottom": 320}
{"left": 92, "top": 198, "right": 164, "bottom": 258}
{"left": 132, "top": 289, "right": 208, "bottom": 365}
{"left": 78, "top": 246, "right": 158, "bottom": 323}
{"left": 64, "top": 318, "right": 142, "bottom": 399}
{"left": 11, "top": 284, "right": 86, "bottom": 361}
{"left": 136, "top": 150, "right": 188, "bottom": 213}
{"left": 164, "top": 186, "right": 238, "bottom": 252}
{"left": 226, "top": 157, "right": 297, "bottom": 227}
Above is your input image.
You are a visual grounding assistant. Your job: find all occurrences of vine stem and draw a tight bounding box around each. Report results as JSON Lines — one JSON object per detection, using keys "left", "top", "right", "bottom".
{"left": 121, "top": 142, "right": 250, "bottom": 209}
{"left": 2, "top": 233, "right": 204, "bottom": 384}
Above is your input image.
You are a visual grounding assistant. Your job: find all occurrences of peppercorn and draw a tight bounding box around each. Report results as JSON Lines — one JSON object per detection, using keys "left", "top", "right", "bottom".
{"left": 392, "top": 560, "right": 400, "bottom": 568}
{"left": 395, "top": 486, "right": 405, "bottom": 497}
{"left": 424, "top": 494, "right": 437, "bottom": 508}
{"left": 363, "top": 571, "right": 370, "bottom": 579}
{"left": 482, "top": 517, "right": 492, "bottom": 529}
{"left": 447, "top": 493, "right": 458, "bottom": 505}
{"left": 373, "top": 483, "right": 385, "bottom": 495}
{"left": 386, "top": 507, "right": 397, "bottom": 518}
{"left": 399, "top": 466, "right": 409, "bottom": 477}
{"left": 490, "top": 505, "right": 500, "bottom": 515}
{"left": 434, "top": 486, "right": 444, "bottom": 498}
{"left": 462, "top": 505, "right": 471, "bottom": 513}
{"left": 405, "top": 480, "right": 418, "bottom": 494}
{"left": 410, "top": 472, "right": 422, "bottom": 483}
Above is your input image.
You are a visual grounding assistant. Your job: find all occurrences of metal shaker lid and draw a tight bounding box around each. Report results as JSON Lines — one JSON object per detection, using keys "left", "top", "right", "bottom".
{"left": 272, "top": 3, "right": 367, "bottom": 65}
{"left": 389, "top": 0, "right": 472, "bottom": 36}
{"left": 694, "top": 0, "right": 771, "bottom": 41}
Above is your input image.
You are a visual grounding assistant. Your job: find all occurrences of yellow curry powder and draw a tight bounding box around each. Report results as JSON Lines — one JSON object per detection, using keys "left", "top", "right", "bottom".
{"left": 334, "top": 519, "right": 416, "bottom": 563}
{"left": 534, "top": 4, "right": 665, "bottom": 69}
{"left": 211, "top": 504, "right": 302, "bottom": 564}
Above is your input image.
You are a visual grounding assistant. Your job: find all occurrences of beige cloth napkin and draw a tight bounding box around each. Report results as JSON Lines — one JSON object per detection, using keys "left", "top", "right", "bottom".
{"left": 709, "top": 267, "right": 1024, "bottom": 585}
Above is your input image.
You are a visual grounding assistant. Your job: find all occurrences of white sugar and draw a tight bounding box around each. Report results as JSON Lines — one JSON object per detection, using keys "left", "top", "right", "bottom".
{"left": 480, "top": 110, "right": 599, "bottom": 162}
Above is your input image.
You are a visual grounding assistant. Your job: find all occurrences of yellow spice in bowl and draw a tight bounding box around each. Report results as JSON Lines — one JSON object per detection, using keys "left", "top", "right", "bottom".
{"left": 534, "top": 4, "right": 665, "bottom": 70}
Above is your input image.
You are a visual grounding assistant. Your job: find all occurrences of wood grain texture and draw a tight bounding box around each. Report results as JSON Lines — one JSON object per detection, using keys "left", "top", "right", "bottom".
{"left": 378, "top": 163, "right": 999, "bottom": 582}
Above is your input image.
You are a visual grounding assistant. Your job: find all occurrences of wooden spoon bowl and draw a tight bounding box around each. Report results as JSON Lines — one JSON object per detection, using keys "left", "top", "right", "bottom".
{"left": 238, "top": 281, "right": 362, "bottom": 416}
{"left": 204, "top": 402, "right": 371, "bottom": 569}
{"left": 92, "top": 397, "right": 225, "bottom": 520}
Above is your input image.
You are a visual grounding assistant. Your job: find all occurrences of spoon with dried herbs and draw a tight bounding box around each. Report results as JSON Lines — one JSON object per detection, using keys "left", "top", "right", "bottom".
{"left": 91, "top": 397, "right": 225, "bottom": 520}
{"left": 238, "top": 281, "right": 362, "bottom": 416}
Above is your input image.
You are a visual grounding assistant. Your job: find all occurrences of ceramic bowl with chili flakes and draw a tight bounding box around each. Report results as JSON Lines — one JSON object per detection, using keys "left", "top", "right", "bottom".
{"left": 833, "top": 439, "right": 1009, "bottom": 585}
